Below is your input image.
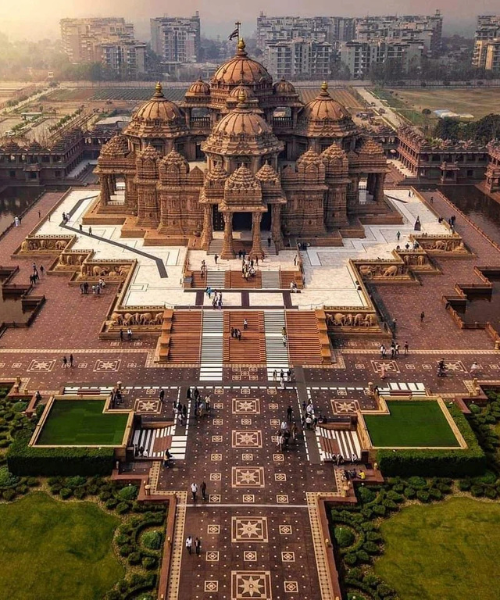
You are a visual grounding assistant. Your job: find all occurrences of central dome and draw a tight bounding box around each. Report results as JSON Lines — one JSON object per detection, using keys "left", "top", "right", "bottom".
{"left": 212, "top": 39, "right": 273, "bottom": 87}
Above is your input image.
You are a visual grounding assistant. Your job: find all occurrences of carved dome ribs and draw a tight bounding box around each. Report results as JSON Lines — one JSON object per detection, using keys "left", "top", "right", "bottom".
{"left": 212, "top": 39, "right": 273, "bottom": 88}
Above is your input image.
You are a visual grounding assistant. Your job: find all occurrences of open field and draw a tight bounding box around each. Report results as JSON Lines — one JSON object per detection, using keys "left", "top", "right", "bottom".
{"left": 0, "top": 492, "right": 123, "bottom": 600}
{"left": 387, "top": 87, "right": 500, "bottom": 121}
{"left": 37, "top": 400, "right": 128, "bottom": 446}
{"left": 375, "top": 497, "right": 500, "bottom": 600}
{"left": 364, "top": 400, "right": 460, "bottom": 447}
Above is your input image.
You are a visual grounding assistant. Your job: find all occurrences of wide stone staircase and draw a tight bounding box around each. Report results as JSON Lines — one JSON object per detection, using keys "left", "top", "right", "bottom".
{"left": 223, "top": 311, "right": 266, "bottom": 363}
{"left": 199, "top": 311, "right": 224, "bottom": 380}
{"left": 286, "top": 310, "right": 331, "bottom": 365}
{"left": 261, "top": 271, "right": 281, "bottom": 289}
{"left": 166, "top": 311, "right": 202, "bottom": 363}
{"left": 206, "top": 270, "right": 226, "bottom": 289}
{"left": 264, "top": 310, "right": 289, "bottom": 380}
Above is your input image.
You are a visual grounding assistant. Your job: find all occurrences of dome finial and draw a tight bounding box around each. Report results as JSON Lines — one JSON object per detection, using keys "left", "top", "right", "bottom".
{"left": 154, "top": 81, "right": 164, "bottom": 97}
{"left": 320, "top": 81, "right": 329, "bottom": 94}
{"left": 237, "top": 38, "right": 246, "bottom": 54}
{"left": 237, "top": 88, "right": 247, "bottom": 105}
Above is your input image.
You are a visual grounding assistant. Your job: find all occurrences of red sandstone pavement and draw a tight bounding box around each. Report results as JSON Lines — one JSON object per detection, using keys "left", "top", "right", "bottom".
{"left": 1, "top": 187, "right": 500, "bottom": 600}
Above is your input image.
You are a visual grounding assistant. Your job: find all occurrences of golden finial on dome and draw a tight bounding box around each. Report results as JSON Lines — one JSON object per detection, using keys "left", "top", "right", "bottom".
{"left": 321, "top": 81, "right": 329, "bottom": 93}
{"left": 237, "top": 89, "right": 247, "bottom": 105}
{"left": 237, "top": 38, "right": 246, "bottom": 53}
{"left": 154, "top": 81, "right": 164, "bottom": 97}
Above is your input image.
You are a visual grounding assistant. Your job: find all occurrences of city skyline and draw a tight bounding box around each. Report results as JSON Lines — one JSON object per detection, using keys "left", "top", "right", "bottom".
{"left": 0, "top": 1, "right": 498, "bottom": 41}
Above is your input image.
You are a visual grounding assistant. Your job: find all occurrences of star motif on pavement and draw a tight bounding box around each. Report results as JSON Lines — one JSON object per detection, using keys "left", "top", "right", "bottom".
{"left": 238, "top": 575, "right": 265, "bottom": 597}
{"left": 238, "top": 521, "right": 261, "bottom": 538}
{"left": 237, "top": 432, "right": 258, "bottom": 445}
{"left": 100, "top": 361, "right": 116, "bottom": 370}
{"left": 32, "top": 361, "right": 51, "bottom": 370}
{"left": 238, "top": 400, "right": 255, "bottom": 411}
{"left": 238, "top": 470, "right": 259, "bottom": 484}
{"left": 138, "top": 401, "right": 156, "bottom": 412}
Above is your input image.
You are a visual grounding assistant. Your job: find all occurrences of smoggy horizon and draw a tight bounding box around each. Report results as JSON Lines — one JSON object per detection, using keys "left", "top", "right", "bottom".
{"left": 0, "top": 0, "right": 498, "bottom": 41}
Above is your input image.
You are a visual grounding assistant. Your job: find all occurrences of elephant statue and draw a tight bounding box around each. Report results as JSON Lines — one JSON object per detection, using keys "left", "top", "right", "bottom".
{"left": 358, "top": 265, "right": 373, "bottom": 278}
{"left": 122, "top": 313, "right": 133, "bottom": 326}
{"left": 382, "top": 265, "right": 398, "bottom": 277}
{"left": 55, "top": 240, "right": 67, "bottom": 250}
{"left": 344, "top": 314, "right": 354, "bottom": 326}
{"left": 417, "top": 254, "right": 426, "bottom": 266}
{"left": 353, "top": 313, "right": 365, "bottom": 326}
{"left": 20, "top": 240, "right": 29, "bottom": 252}
{"left": 140, "top": 312, "right": 153, "bottom": 325}
{"left": 331, "top": 313, "right": 346, "bottom": 326}
{"left": 153, "top": 312, "right": 164, "bottom": 324}
{"left": 433, "top": 240, "right": 447, "bottom": 250}
{"left": 453, "top": 242, "right": 465, "bottom": 252}
{"left": 118, "top": 265, "right": 130, "bottom": 276}
{"left": 110, "top": 312, "right": 123, "bottom": 325}
{"left": 364, "top": 314, "right": 378, "bottom": 327}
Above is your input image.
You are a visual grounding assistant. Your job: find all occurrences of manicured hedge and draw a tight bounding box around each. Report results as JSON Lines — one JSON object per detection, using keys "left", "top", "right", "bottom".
{"left": 7, "top": 432, "right": 115, "bottom": 476}
{"left": 376, "top": 405, "right": 486, "bottom": 478}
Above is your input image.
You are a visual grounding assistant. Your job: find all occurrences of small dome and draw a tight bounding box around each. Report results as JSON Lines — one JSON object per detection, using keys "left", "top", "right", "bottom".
{"left": 273, "top": 77, "right": 297, "bottom": 96}
{"left": 206, "top": 162, "right": 228, "bottom": 183}
{"left": 125, "top": 82, "right": 187, "bottom": 139}
{"left": 296, "top": 148, "right": 322, "bottom": 169}
{"left": 139, "top": 144, "right": 159, "bottom": 161}
{"left": 321, "top": 143, "right": 347, "bottom": 161}
{"left": 225, "top": 165, "right": 261, "bottom": 192}
{"left": 229, "top": 85, "right": 256, "bottom": 100}
{"left": 186, "top": 78, "right": 210, "bottom": 97}
{"left": 255, "top": 162, "right": 280, "bottom": 184}
{"left": 301, "top": 82, "right": 349, "bottom": 122}
{"left": 358, "top": 138, "right": 385, "bottom": 156}
{"left": 160, "top": 149, "right": 189, "bottom": 168}
{"left": 212, "top": 39, "right": 272, "bottom": 87}
{"left": 100, "top": 134, "right": 129, "bottom": 157}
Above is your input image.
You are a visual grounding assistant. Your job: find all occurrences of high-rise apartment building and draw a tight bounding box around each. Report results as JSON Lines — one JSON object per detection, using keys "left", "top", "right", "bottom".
{"left": 472, "top": 16, "right": 500, "bottom": 69}
{"left": 264, "top": 39, "right": 333, "bottom": 79}
{"left": 60, "top": 18, "right": 145, "bottom": 77}
{"left": 150, "top": 14, "right": 201, "bottom": 64}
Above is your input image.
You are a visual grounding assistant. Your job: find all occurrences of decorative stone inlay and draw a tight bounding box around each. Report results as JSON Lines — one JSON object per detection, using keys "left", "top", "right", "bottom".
{"left": 231, "top": 517, "right": 269, "bottom": 542}
{"left": 241, "top": 418, "right": 252, "bottom": 426}
{"left": 212, "top": 435, "right": 223, "bottom": 442}
{"left": 332, "top": 400, "right": 358, "bottom": 415}
{"left": 270, "top": 419, "right": 280, "bottom": 426}
{"left": 232, "top": 467, "right": 265, "bottom": 488}
{"left": 211, "top": 454, "right": 223, "bottom": 461}
{"left": 281, "top": 551, "right": 295, "bottom": 562}
{"left": 232, "top": 398, "right": 261, "bottom": 414}
{"left": 206, "top": 551, "right": 219, "bottom": 561}
{"left": 241, "top": 453, "right": 254, "bottom": 461}
{"left": 243, "top": 494, "right": 255, "bottom": 503}
{"left": 28, "top": 359, "right": 55, "bottom": 372}
{"left": 231, "top": 571, "right": 272, "bottom": 600}
{"left": 134, "top": 398, "right": 161, "bottom": 414}
{"left": 306, "top": 492, "right": 336, "bottom": 600}
{"left": 232, "top": 430, "right": 263, "bottom": 448}
{"left": 275, "top": 473, "right": 286, "bottom": 482}
{"left": 213, "top": 419, "right": 224, "bottom": 425}
{"left": 371, "top": 360, "right": 400, "bottom": 374}
{"left": 244, "top": 551, "right": 258, "bottom": 562}
{"left": 205, "top": 581, "right": 219, "bottom": 592}
{"left": 267, "top": 388, "right": 277, "bottom": 395}
{"left": 214, "top": 402, "right": 224, "bottom": 409}
{"left": 210, "top": 473, "right": 221, "bottom": 481}
{"left": 241, "top": 387, "right": 251, "bottom": 395}
{"left": 277, "top": 494, "right": 289, "bottom": 504}
{"left": 273, "top": 454, "right": 284, "bottom": 462}
{"left": 284, "top": 581, "right": 299, "bottom": 593}
{"left": 207, "top": 525, "right": 220, "bottom": 534}
{"left": 94, "top": 359, "right": 121, "bottom": 372}
{"left": 215, "top": 387, "right": 224, "bottom": 395}
{"left": 209, "top": 494, "right": 221, "bottom": 503}
{"left": 279, "top": 525, "right": 292, "bottom": 535}
{"left": 268, "top": 403, "right": 278, "bottom": 410}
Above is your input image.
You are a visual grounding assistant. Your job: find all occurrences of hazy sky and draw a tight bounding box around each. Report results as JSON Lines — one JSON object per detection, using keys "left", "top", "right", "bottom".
{"left": 1, "top": 0, "right": 498, "bottom": 40}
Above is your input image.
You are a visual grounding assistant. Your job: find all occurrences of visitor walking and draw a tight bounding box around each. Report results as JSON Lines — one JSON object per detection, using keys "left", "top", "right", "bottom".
{"left": 201, "top": 481, "right": 207, "bottom": 501}
{"left": 69, "top": 354, "right": 74, "bottom": 367}
{"left": 186, "top": 536, "right": 193, "bottom": 555}
{"left": 420, "top": 311, "right": 425, "bottom": 323}
{"left": 404, "top": 341, "right": 409, "bottom": 355}
{"left": 191, "top": 482, "right": 198, "bottom": 502}
{"left": 62, "top": 356, "right": 68, "bottom": 368}
{"left": 214, "top": 254, "right": 218, "bottom": 264}
{"left": 195, "top": 537, "right": 201, "bottom": 556}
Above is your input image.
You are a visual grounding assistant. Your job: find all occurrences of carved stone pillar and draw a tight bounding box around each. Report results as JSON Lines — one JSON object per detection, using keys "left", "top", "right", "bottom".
{"left": 220, "top": 212, "right": 235, "bottom": 259}
{"left": 201, "top": 204, "right": 213, "bottom": 250}
{"left": 271, "top": 204, "right": 284, "bottom": 250}
{"left": 249, "top": 212, "right": 264, "bottom": 259}
{"left": 100, "top": 174, "right": 110, "bottom": 205}
{"left": 374, "top": 173, "right": 385, "bottom": 203}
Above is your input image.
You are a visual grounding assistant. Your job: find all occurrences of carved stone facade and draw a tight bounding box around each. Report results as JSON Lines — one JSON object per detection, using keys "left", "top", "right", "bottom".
{"left": 95, "top": 40, "right": 390, "bottom": 254}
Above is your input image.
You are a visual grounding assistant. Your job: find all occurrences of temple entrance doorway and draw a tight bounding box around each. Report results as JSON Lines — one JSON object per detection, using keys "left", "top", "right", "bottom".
{"left": 232, "top": 212, "right": 253, "bottom": 231}
{"left": 212, "top": 205, "right": 224, "bottom": 231}
{"left": 261, "top": 208, "right": 271, "bottom": 231}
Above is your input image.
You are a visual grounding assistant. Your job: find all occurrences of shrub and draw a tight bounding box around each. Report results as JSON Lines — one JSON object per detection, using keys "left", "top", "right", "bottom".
{"left": 105, "top": 498, "right": 118, "bottom": 510}
{"left": 386, "top": 490, "right": 403, "bottom": 502}
{"left": 117, "top": 485, "right": 138, "bottom": 501}
{"left": 2, "top": 489, "right": 16, "bottom": 501}
{"left": 142, "top": 530, "right": 163, "bottom": 550}
{"left": 7, "top": 432, "right": 115, "bottom": 476}
{"left": 436, "top": 482, "right": 452, "bottom": 494}
{"left": 360, "top": 507, "right": 373, "bottom": 519}
{"left": 59, "top": 488, "right": 72, "bottom": 500}
{"left": 471, "top": 485, "right": 485, "bottom": 497}
{"left": 348, "top": 567, "right": 363, "bottom": 580}
{"left": 357, "top": 486, "right": 376, "bottom": 503}
{"left": 73, "top": 487, "right": 87, "bottom": 500}
{"left": 105, "top": 591, "right": 121, "bottom": 600}
{"left": 372, "top": 504, "right": 386, "bottom": 516}
{"left": 378, "top": 583, "right": 395, "bottom": 597}
{"left": 474, "top": 471, "right": 497, "bottom": 485}
{"left": 0, "top": 466, "right": 18, "bottom": 488}
{"left": 12, "top": 401, "right": 27, "bottom": 413}
{"left": 119, "top": 544, "right": 134, "bottom": 557}
{"left": 26, "top": 477, "right": 38, "bottom": 487}
{"left": 485, "top": 487, "right": 497, "bottom": 499}
{"left": 128, "top": 552, "right": 142, "bottom": 565}
{"left": 116, "top": 501, "right": 131, "bottom": 515}
{"left": 344, "top": 553, "right": 358, "bottom": 566}
{"left": 416, "top": 490, "right": 430, "bottom": 503}
{"left": 66, "top": 476, "right": 87, "bottom": 488}
{"left": 334, "top": 526, "right": 355, "bottom": 549}
{"left": 428, "top": 488, "right": 443, "bottom": 500}
{"left": 355, "top": 550, "right": 371, "bottom": 563}
{"left": 382, "top": 499, "right": 399, "bottom": 510}
{"left": 142, "top": 556, "right": 157, "bottom": 570}
{"left": 100, "top": 491, "right": 112, "bottom": 502}
{"left": 363, "top": 541, "right": 380, "bottom": 554}
{"left": 403, "top": 487, "right": 416, "bottom": 499}
{"left": 407, "top": 476, "right": 427, "bottom": 488}
{"left": 366, "top": 531, "right": 383, "bottom": 542}
{"left": 363, "top": 573, "right": 380, "bottom": 587}
{"left": 459, "top": 479, "right": 472, "bottom": 491}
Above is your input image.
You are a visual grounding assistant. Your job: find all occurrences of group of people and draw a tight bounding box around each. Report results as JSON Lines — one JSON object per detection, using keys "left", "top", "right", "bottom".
{"left": 276, "top": 417, "right": 299, "bottom": 452}
{"left": 61, "top": 212, "right": 71, "bottom": 225}
{"left": 211, "top": 291, "right": 223, "bottom": 310}
{"left": 61, "top": 354, "right": 75, "bottom": 368}
{"left": 185, "top": 534, "right": 202, "bottom": 556}
{"left": 119, "top": 328, "right": 133, "bottom": 342}
{"left": 272, "top": 368, "right": 292, "bottom": 389}
{"left": 29, "top": 263, "right": 43, "bottom": 285}
{"left": 301, "top": 399, "right": 327, "bottom": 430}
{"left": 379, "top": 340, "right": 409, "bottom": 359}
{"left": 241, "top": 257, "right": 257, "bottom": 280}
{"left": 187, "top": 386, "right": 211, "bottom": 419}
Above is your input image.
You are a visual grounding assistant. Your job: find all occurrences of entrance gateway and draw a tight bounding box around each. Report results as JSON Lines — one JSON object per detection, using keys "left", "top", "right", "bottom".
{"left": 213, "top": 207, "right": 271, "bottom": 232}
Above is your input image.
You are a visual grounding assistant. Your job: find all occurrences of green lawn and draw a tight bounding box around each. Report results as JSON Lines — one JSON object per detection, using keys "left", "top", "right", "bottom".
{"left": 375, "top": 497, "right": 500, "bottom": 600}
{"left": 364, "top": 401, "right": 459, "bottom": 447}
{"left": 0, "top": 492, "right": 123, "bottom": 600}
{"left": 37, "top": 400, "right": 128, "bottom": 446}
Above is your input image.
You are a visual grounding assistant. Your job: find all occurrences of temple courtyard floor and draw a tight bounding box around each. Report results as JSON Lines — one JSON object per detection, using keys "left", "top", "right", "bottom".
{"left": 1, "top": 184, "right": 500, "bottom": 599}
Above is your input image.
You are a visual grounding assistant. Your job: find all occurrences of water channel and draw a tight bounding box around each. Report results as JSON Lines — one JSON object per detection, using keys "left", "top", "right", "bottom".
{"left": 0, "top": 186, "right": 44, "bottom": 235}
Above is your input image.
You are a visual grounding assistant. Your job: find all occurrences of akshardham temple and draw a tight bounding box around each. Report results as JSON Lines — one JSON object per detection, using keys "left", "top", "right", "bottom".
{"left": 95, "top": 39, "right": 389, "bottom": 259}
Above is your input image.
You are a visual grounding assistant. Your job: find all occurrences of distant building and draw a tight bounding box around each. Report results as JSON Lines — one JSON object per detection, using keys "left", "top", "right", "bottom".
{"left": 472, "top": 16, "right": 500, "bottom": 70}
{"left": 264, "top": 39, "right": 333, "bottom": 79}
{"left": 150, "top": 13, "right": 201, "bottom": 66}
{"left": 60, "top": 17, "right": 145, "bottom": 77}
{"left": 340, "top": 39, "right": 424, "bottom": 79}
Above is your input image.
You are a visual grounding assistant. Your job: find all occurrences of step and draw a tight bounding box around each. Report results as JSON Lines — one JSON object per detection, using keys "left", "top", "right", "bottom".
{"left": 206, "top": 271, "right": 226, "bottom": 288}
{"left": 208, "top": 240, "right": 223, "bottom": 255}
{"left": 261, "top": 271, "right": 281, "bottom": 289}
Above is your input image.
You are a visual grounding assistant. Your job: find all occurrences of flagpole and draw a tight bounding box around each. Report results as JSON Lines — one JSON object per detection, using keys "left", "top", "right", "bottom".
{"left": 236, "top": 20, "right": 241, "bottom": 43}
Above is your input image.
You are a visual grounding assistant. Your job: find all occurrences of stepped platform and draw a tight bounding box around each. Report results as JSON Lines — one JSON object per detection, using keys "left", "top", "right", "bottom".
{"left": 164, "top": 311, "right": 202, "bottom": 363}
{"left": 223, "top": 311, "right": 266, "bottom": 364}
{"left": 286, "top": 310, "right": 327, "bottom": 365}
